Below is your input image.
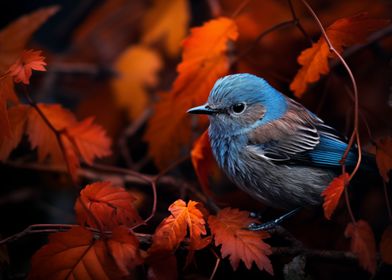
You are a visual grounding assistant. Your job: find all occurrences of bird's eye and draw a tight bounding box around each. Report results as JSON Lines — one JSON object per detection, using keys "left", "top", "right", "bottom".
{"left": 231, "top": 103, "right": 246, "bottom": 114}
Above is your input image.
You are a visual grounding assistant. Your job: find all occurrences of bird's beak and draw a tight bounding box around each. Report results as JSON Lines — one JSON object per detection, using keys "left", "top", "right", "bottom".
{"left": 187, "top": 104, "right": 217, "bottom": 115}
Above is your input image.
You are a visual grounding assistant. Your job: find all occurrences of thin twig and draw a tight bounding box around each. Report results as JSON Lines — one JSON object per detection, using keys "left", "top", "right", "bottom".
{"left": 231, "top": 0, "right": 253, "bottom": 19}
{"left": 287, "top": 0, "right": 312, "bottom": 43}
{"left": 209, "top": 249, "right": 221, "bottom": 280}
{"left": 297, "top": 0, "right": 360, "bottom": 223}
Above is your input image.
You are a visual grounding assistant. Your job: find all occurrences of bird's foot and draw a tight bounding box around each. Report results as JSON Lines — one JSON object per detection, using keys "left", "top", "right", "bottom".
{"left": 247, "top": 208, "right": 301, "bottom": 231}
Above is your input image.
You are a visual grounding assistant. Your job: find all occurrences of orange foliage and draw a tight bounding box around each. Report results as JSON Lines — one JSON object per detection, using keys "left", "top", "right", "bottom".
{"left": 345, "top": 220, "right": 377, "bottom": 274}
{"left": 291, "top": 13, "right": 389, "bottom": 97}
{"left": 145, "top": 17, "right": 239, "bottom": 169}
{"left": 8, "top": 49, "right": 46, "bottom": 84}
{"left": 149, "top": 199, "right": 209, "bottom": 252}
{"left": 380, "top": 225, "right": 392, "bottom": 265}
{"left": 321, "top": 173, "right": 349, "bottom": 220}
{"left": 75, "top": 181, "right": 142, "bottom": 229}
{"left": 30, "top": 226, "right": 139, "bottom": 279}
{"left": 142, "top": 0, "right": 189, "bottom": 56}
{"left": 107, "top": 226, "right": 143, "bottom": 275}
{"left": 375, "top": 137, "right": 392, "bottom": 182}
{"left": 0, "top": 105, "right": 29, "bottom": 160}
{"left": 208, "top": 208, "right": 273, "bottom": 274}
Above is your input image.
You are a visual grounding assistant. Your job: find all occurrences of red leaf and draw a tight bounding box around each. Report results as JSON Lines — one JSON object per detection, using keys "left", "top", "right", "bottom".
{"left": 345, "top": 220, "right": 377, "bottom": 274}
{"left": 65, "top": 117, "right": 112, "bottom": 165}
{"left": 107, "top": 226, "right": 143, "bottom": 275}
{"left": 290, "top": 13, "right": 389, "bottom": 97}
{"left": 0, "top": 105, "right": 29, "bottom": 160}
{"left": 375, "top": 137, "right": 392, "bottom": 182}
{"left": 208, "top": 208, "right": 273, "bottom": 274}
{"left": 8, "top": 49, "right": 46, "bottom": 85}
{"left": 321, "top": 173, "right": 349, "bottom": 219}
{"left": 75, "top": 181, "right": 142, "bottom": 229}
{"left": 380, "top": 225, "right": 392, "bottom": 265}
{"left": 29, "top": 227, "right": 124, "bottom": 280}
{"left": 149, "top": 199, "right": 208, "bottom": 252}
{"left": 144, "top": 17, "right": 238, "bottom": 169}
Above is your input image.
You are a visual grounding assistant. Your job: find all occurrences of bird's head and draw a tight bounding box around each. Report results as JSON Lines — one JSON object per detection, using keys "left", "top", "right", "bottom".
{"left": 187, "top": 73, "right": 288, "bottom": 137}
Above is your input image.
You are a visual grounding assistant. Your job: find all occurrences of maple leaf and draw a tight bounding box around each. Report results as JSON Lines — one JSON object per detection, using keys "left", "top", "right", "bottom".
{"left": 8, "top": 49, "right": 46, "bottom": 85}
{"left": 0, "top": 76, "right": 20, "bottom": 139}
{"left": 107, "top": 226, "right": 143, "bottom": 275}
{"left": 145, "top": 17, "right": 238, "bottom": 169}
{"left": 290, "top": 13, "right": 389, "bottom": 97}
{"left": 149, "top": 199, "right": 208, "bottom": 252}
{"left": 208, "top": 208, "right": 273, "bottom": 274}
{"left": 0, "top": 6, "right": 58, "bottom": 73}
{"left": 29, "top": 226, "right": 124, "bottom": 280}
{"left": 142, "top": 0, "right": 189, "bottom": 56}
{"left": 65, "top": 117, "right": 112, "bottom": 165}
{"left": 321, "top": 173, "right": 349, "bottom": 220}
{"left": 345, "top": 220, "right": 377, "bottom": 274}
{"left": 111, "top": 45, "right": 162, "bottom": 120}
{"left": 375, "top": 137, "right": 392, "bottom": 182}
{"left": 26, "top": 104, "right": 111, "bottom": 179}
{"left": 380, "top": 225, "right": 392, "bottom": 265}
{"left": 75, "top": 181, "right": 142, "bottom": 229}
{"left": 0, "top": 105, "right": 29, "bottom": 161}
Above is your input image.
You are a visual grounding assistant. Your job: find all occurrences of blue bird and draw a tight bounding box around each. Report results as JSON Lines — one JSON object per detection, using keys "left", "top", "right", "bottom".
{"left": 188, "top": 73, "right": 374, "bottom": 229}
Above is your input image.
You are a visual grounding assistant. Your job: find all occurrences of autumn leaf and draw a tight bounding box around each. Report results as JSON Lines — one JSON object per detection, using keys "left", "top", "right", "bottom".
{"left": 65, "top": 117, "right": 112, "bottom": 165}
{"left": 26, "top": 103, "right": 111, "bottom": 179}
{"left": 142, "top": 0, "right": 189, "bottom": 56}
{"left": 291, "top": 13, "right": 389, "bottom": 97}
{"left": 29, "top": 227, "right": 124, "bottom": 280}
{"left": 380, "top": 225, "right": 392, "bottom": 265}
{"left": 321, "top": 172, "right": 349, "bottom": 220}
{"left": 0, "top": 6, "right": 58, "bottom": 73}
{"left": 75, "top": 181, "right": 142, "bottom": 229}
{"left": 345, "top": 220, "right": 377, "bottom": 274}
{"left": 145, "top": 17, "right": 238, "bottom": 169}
{"left": 111, "top": 45, "right": 162, "bottom": 120}
{"left": 8, "top": 49, "right": 46, "bottom": 85}
{"left": 208, "top": 208, "right": 273, "bottom": 274}
{"left": 107, "top": 226, "right": 143, "bottom": 275}
{"left": 0, "top": 105, "right": 29, "bottom": 161}
{"left": 375, "top": 137, "right": 392, "bottom": 182}
{"left": 149, "top": 199, "right": 208, "bottom": 252}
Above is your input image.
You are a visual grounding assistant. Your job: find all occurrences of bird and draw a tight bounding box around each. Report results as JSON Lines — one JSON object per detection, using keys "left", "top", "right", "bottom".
{"left": 187, "top": 73, "right": 374, "bottom": 230}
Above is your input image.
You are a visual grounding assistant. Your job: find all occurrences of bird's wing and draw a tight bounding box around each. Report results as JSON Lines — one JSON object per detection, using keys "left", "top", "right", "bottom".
{"left": 246, "top": 105, "right": 358, "bottom": 168}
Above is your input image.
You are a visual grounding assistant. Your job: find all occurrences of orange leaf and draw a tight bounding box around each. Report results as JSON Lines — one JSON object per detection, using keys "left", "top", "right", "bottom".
{"left": 380, "top": 225, "right": 392, "bottom": 265}
{"left": 149, "top": 199, "right": 208, "bottom": 252}
{"left": 375, "top": 137, "right": 392, "bottom": 182}
{"left": 111, "top": 45, "right": 162, "bottom": 120}
{"left": 27, "top": 103, "right": 77, "bottom": 163}
{"left": 321, "top": 172, "right": 349, "bottom": 220}
{"left": 26, "top": 103, "right": 111, "bottom": 179}
{"left": 145, "top": 17, "right": 238, "bottom": 169}
{"left": 29, "top": 226, "right": 124, "bottom": 280}
{"left": 75, "top": 181, "right": 142, "bottom": 229}
{"left": 290, "top": 13, "right": 389, "bottom": 97}
{"left": 142, "top": 0, "right": 189, "bottom": 56}
{"left": 0, "top": 6, "right": 58, "bottom": 73}
{"left": 8, "top": 49, "right": 46, "bottom": 85}
{"left": 0, "top": 105, "right": 29, "bottom": 161}
{"left": 65, "top": 117, "right": 111, "bottom": 165}
{"left": 345, "top": 220, "right": 377, "bottom": 274}
{"left": 0, "top": 76, "right": 19, "bottom": 138}
{"left": 208, "top": 208, "right": 273, "bottom": 274}
{"left": 107, "top": 226, "right": 143, "bottom": 275}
